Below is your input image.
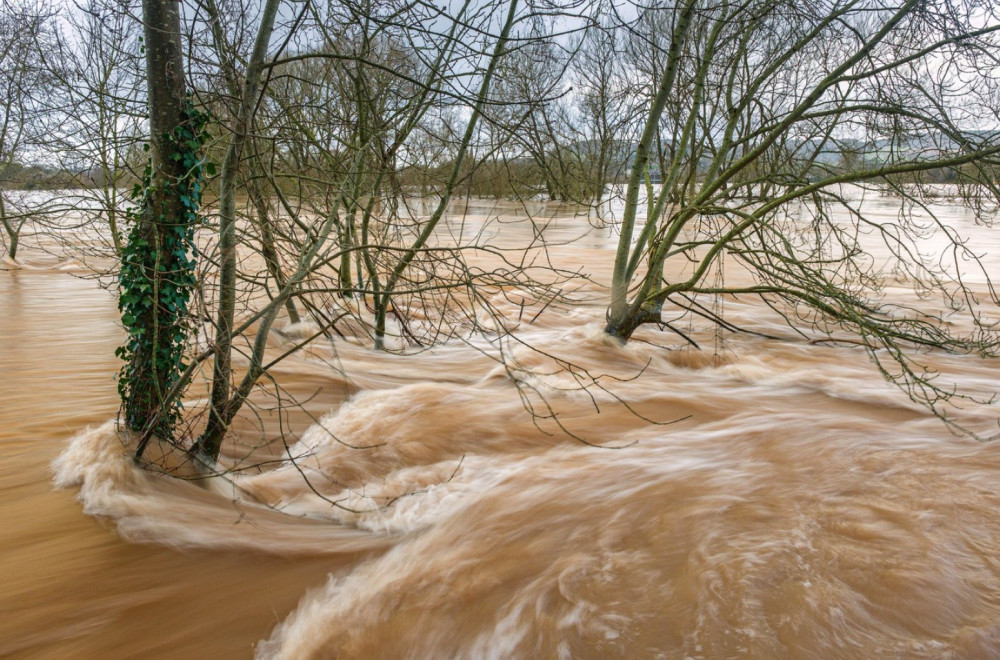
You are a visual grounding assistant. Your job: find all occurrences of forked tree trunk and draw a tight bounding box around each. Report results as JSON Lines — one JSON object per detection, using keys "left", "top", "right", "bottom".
{"left": 193, "top": 0, "right": 282, "bottom": 461}
{"left": 603, "top": 300, "right": 663, "bottom": 342}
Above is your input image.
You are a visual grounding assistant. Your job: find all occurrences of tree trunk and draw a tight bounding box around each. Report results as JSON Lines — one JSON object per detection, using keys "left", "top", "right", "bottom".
{"left": 193, "top": 0, "right": 282, "bottom": 461}
{"left": 123, "top": 0, "right": 189, "bottom": 446}
{"left": 603, "top": 300, "right": 662, "bottom": 342}
{"left": 0, "top": 194, "right": 18, "bottom": 260}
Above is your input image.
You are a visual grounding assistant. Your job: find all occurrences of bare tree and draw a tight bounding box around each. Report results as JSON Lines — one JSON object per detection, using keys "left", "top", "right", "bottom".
{"left": 565, "top": 16, "right": 641, "bottom": 204}
{"left": 191, "top": 0, "right": 283, "bottom": 460}
{"left": 0, "top": 1, "right": 59, "bottom": 260}
{"left": 52, "top": 0, "right": 146, "bottom": 258}
{"left": 602, "top": 0, "right": 1000, "bottom": 414}
{"left": 480, "top": 32, "right": 571, "bottom": 199}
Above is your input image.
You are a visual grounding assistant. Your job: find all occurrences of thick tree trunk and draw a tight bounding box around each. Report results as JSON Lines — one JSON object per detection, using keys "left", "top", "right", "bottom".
{"left": 603, "top": 300, "right": 662, "bottom": 342}
{"left": 123, "top": 0, "right": 188, "bottom": 442}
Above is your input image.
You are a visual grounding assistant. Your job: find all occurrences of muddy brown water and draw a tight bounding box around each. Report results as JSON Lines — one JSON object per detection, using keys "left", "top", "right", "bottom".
{"left": 3, "top": 198, "right": 1000, "bottom": 658}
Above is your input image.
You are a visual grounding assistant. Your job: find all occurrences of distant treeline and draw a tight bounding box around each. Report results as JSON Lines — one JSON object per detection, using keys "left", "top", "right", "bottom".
{"left": 0, "top": 162, "right": 139, "bottom": 191}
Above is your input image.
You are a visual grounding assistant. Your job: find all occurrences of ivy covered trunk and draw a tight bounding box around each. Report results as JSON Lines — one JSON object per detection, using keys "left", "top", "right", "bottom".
{"left": 118, "top": 0, "right": 203, "bottom": 453}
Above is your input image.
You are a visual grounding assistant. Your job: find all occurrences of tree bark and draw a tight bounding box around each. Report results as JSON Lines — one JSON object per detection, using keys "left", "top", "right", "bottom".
{"left": 123, "top": 0, "right": 188, "bottom": 442}
{"left": 193, "top": 0, "right": 282, "bottom": 461}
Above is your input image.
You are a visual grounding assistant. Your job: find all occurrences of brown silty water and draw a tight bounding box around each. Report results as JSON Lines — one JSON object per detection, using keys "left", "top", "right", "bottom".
{"left": 3, "top": 194, "right": 1000, "bottom": 658}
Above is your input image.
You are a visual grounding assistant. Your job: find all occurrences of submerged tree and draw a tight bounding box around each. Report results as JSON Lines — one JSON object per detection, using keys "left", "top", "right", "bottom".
{"left": 603, "top": 0, "right": 1000, "bottom": 408}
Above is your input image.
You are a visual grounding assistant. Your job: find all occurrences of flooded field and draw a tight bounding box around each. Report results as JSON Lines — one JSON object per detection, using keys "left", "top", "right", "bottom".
{"left": 3, "top": 196, "right": 1000, "bottom": 658}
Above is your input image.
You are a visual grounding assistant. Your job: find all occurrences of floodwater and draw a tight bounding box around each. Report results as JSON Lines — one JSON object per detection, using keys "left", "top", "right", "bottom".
{"left": 3, "top": 196, "right": 1000, "bottom": 658}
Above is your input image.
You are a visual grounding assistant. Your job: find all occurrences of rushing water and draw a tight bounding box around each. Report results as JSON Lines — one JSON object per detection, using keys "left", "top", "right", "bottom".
{"left": 4, "top": 198, "right": 1000, "bottom": 658}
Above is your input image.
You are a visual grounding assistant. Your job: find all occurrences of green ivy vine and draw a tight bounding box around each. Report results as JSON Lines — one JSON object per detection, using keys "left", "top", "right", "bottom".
{"left": 116, "top": 99, "right": 214, "bottom": 441}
